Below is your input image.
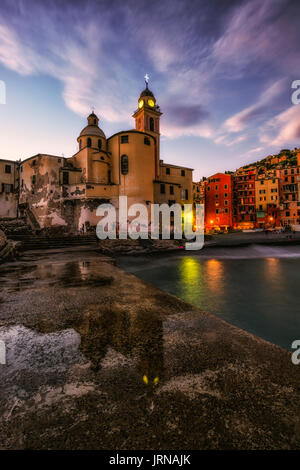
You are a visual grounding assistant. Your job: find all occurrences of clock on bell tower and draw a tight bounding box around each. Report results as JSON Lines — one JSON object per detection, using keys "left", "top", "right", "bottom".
{"left": 133, "top": 76, "right": 162, "bottom": 177}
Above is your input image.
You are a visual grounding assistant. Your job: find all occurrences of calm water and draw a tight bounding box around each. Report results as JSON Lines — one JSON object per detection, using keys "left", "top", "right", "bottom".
{"left": 117, "top": 244, "right": 300, "bottom": 350}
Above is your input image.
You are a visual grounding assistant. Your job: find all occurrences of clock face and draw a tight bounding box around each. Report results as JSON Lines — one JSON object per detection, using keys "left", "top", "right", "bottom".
{"left": 148, "top": 99, "right": 155, "bottom": 107}
{"left": 138, "top": 99, "right": 144, "bottom": 108}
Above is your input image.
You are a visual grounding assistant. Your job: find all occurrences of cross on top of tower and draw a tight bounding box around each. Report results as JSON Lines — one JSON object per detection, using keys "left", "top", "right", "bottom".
{"left": 144, "top": 73, "right": 149, "bottom": 87}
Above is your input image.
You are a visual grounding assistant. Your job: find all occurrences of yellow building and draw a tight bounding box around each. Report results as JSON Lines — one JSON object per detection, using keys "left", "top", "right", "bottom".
{"left": 255, "top": 177, "right": 279, "bottom": 212}
{"left": 4, "top": 82, "right": 194, "bottom": 232}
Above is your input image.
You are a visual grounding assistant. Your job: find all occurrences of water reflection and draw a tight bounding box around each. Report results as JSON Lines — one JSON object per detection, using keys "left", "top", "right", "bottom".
{"left": 31, "top": 303, "right": 164, "bottom": 388}
{"left": 75, "top": 305, "right": 164, "bottom": 383}
{"left": 205, "top": 259, "right": 224, "bottom": 294}
{"left": 178, "top": 257, "right": 204, "bottom": 304}
{"left": 120, "top": 249, "right": 300, "bottom": 349}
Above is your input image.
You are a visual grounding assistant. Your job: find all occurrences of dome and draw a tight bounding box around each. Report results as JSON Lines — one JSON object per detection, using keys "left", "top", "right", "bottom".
{"left": 140, "top": 88, "right": 154, "bottom": 98}
{"left": 80, "top": 125, "right": 106, "bottom": 138}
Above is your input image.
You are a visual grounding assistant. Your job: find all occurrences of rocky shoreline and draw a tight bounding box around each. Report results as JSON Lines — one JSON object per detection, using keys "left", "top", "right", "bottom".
{"left": 0, "top": 246, "right": 300, "bottom": 449}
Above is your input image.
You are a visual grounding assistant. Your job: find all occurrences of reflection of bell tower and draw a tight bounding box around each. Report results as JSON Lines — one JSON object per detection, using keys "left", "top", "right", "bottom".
{"left": 133, "top": 76, "right": 162, "bottom": 177}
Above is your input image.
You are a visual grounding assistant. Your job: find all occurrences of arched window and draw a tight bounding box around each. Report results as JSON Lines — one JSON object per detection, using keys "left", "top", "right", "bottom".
{"left": 87, "top": 138, "right": 91, "bottom": 147}
{"left": 150, "top": 117, "right": 154, "bottom": 132}
{"left": 121, "top": 155, "right": 129, "bottom": 175}
{"left": 144, "top": 137, "right": 150, "bottom": 146}
{"left": 98, "top": 139, "right": 102, "bottom": 149}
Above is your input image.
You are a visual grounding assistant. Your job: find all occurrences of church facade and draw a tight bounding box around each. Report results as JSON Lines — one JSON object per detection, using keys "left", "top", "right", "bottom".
{"left": 0, "top": 84, "right": 194, "bottom": 232}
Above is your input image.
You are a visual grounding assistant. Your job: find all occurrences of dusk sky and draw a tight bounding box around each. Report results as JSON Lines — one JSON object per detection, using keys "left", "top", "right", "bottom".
{"left": 0, "top": 0, "right": 300, "bottom": 180}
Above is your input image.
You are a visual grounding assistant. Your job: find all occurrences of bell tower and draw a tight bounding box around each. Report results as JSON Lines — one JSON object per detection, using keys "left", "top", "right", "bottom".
{"left": 133, "top": 75, "right": 162, "bottom": 177}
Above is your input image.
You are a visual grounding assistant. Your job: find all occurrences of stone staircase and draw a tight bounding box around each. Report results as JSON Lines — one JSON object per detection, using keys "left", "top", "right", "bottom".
{"left": 9, "top": 234, "right": 98, "bottom": 251}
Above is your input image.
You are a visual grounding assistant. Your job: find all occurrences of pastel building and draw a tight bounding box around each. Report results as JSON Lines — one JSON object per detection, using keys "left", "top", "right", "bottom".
{"left": 233, "top": 168, "right": 256, "bottom": 229}
{"left": 255, "top": 177, "right": 280, "bottom": 228}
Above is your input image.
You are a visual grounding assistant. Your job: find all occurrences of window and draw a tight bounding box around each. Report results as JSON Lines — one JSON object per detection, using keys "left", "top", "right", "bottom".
{"left": 5, "top": 164, "right": 11, "bottom": 174}
{"left": 166, "top": 167, "right": 170, "bottom": 175}
{"left": 94, "top": 118, "right": 97, "bottom": 125}
{"left": 108, "top": 170, "right": 111, "bottom": 184}
{"left": 144, "top": 137, "right": 150, "bottom": 146}
{"left": 121, "top": 155, "right": 129, "bottom": 175}
{"left": 286, "top": 211, "right": 290, "bottom": 217}
{"left": 1, "top": 183, "right": 12, "bottom": 193}
{"left": 224, "top": 193, "right": 228, "bottom": 197}
{"left": 87, "top": 138, "right": 92, "bottom": 147}
{"left": 185, "top": 189, "right": 189, "bottom": 200}
{"left": 63, "top": 172, "right": 69, "bottom": 185}
{"left": 225, "top": 200, "right": 228, "bottom": 205}
{"left": 98, "top": 139, "right": 102, "bottom": 149}
{"left": 79, "top": 140, "right": 82, "bottom": 149}
{"left": 160, "top": 183, "right": 165, "bottom": 194}
{"left": 149, "top": 117, "right": 154, "bottom": 132}
{"left": 181, "top": 189, "right": 185, "bottom": 200}
{"left": 224, "top": 184, "right": 228, "bottom": 189}
{"left": 121, "top": 135, "right": 129, "bottom": 144}
{"left": 207, "top": 186, "right": 210, "bottom": 191}
{"left": 216, "top": 209, "right": 219, "bottom": 214}
{"left": 170, "top": 185, "right": 174, "bottom": 195}
{"left": 225, "top": 208, "right": 228, "bottom": 213}
{"left": 32, "top": 175, "right": 36, "bottom": 185}
{"left": 181, "top": 170, "right": 185, "bottom": 177}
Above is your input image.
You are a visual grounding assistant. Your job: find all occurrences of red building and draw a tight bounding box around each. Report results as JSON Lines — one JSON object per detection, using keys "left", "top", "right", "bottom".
{"left": 233, "top": 169, "right": 256, "bottom": 229}
{"left": 205, "top": 173, "right": 233, "bottom": 231}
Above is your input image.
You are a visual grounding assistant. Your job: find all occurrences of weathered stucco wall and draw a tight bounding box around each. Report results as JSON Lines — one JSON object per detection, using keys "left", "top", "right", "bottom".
{"left": 0, "top": 159, "right": 18, "bottom": 218}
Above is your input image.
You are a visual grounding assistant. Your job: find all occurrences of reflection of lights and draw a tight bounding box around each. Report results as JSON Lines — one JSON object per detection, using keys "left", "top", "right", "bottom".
{"left": 205, "top": 259, "right": 224, "bottom": 293}
{"left": 179, "top": 257, "right": 202, "bottom": 303}
{"left": 265, "top": 257, "right": 280, "bottom": 279}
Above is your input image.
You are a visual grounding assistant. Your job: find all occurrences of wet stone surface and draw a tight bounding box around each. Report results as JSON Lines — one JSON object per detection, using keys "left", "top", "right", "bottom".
{"left": 0, "top": 246, "right": 300, "bottom": 449}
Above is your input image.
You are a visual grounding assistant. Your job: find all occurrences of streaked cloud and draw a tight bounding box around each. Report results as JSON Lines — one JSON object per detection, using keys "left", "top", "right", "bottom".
{"left": 261, "top": 105, "right": 300, "bottom": 147}
{"left": 0, "top": 0, "right": 299, "bottom": 174}
{"left": 224, "top": 79, "right": 286, "bottom": 133}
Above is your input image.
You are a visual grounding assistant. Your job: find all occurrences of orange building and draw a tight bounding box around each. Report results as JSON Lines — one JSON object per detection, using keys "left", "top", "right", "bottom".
{"left": 276, "top": 166, "right": 300, "bottom": 227}
{"left": 233, "top": 168, "right": 256, "bottom": 229}
{"left": 205, "top": 173, "right": 233, "bottom": 231}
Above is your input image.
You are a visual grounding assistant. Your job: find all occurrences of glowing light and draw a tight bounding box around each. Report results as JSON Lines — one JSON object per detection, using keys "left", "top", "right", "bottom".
{"left": 143, "top": 375, "right": 148, "bottom": 385}
{"left": 154, "top": 377, "right": 159, "bottom": 385}
{"left": 138, "top": 99, "right": 144, "bottom": 109}
{"left": 210, "top": 219, "right": 214, "bottom": 224}
{"left": 148, "top": 99, "right": 155, "bottom": 107}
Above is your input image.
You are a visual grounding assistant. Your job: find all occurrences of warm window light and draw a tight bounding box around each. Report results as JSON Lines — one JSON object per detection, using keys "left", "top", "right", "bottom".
{"left": 210, "top": 219, "right": 214, "bottom": 224}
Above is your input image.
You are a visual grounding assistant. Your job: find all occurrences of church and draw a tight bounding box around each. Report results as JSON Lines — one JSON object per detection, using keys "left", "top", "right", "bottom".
{"left": 0, "top": 82, "right": 194, "bottom": 232}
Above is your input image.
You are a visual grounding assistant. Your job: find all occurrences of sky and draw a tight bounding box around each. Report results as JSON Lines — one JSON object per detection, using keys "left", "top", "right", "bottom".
{"left": 0, "top": 0, "right": 300, "bottom": 180}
